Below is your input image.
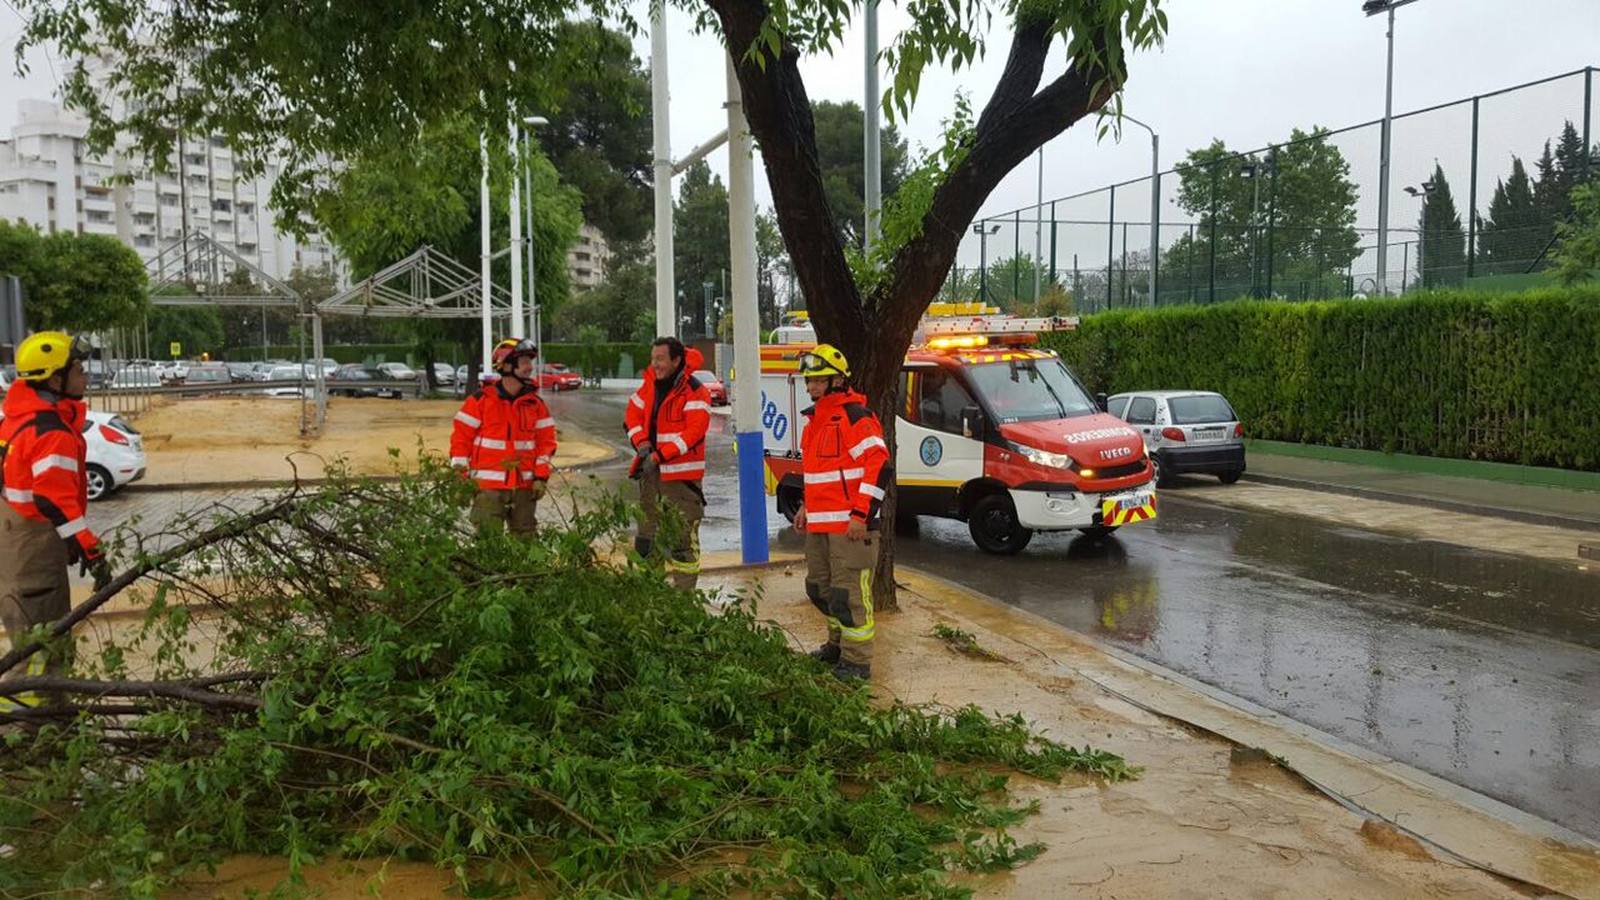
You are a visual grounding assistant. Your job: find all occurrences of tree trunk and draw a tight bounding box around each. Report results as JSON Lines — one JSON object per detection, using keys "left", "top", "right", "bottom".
{"left": 709, "top": 0, "right": 1121, "bottom": 612}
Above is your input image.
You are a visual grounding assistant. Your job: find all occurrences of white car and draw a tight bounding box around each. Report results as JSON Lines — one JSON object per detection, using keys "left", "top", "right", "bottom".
{"left": 377, "top": 362, "right": 417, "bottom": 381}
{"left": 82, "top": 411, "right": 147, "bottom": 500}
{"left": 1107, "top": 390, "right": 1246, "bottom": 486}
{"left": 109, "top": 366, "right": 162, "bottom": 390}
{"left": 431, "top": 362, "right": 457, "bottom": 386}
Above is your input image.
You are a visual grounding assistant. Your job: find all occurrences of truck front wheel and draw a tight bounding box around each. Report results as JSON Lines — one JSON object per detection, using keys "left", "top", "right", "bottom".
{"left": 967, "top": 493, "right": 1033, "bottom": 555}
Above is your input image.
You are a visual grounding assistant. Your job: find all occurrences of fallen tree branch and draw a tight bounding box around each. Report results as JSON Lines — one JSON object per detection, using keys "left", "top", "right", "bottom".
{"left": 0, "top": 492, "right": 304, "bottom": 678}
{"left": 0, "top": 675, "right": 263, "bottom": 711}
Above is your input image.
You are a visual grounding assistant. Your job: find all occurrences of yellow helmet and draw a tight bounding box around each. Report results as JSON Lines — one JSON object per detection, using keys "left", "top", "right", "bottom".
{"left": 798, "top": 343, "right": 850, "bottom": 379}
{"left": 16, "top": 331, "right": 90, "bottom": 382}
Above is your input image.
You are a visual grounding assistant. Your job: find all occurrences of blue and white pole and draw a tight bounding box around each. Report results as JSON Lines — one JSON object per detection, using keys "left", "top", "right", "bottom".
{"left": 725, "top": 54, "right": 769, "bottom": 565}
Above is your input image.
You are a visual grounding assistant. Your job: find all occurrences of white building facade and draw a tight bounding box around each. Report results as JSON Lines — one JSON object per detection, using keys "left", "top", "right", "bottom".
{"left": 566, "top": 222, "right": 611, "bottom": 290}
{"left": 0, "top": 99, "right": 344, "bottom": 284}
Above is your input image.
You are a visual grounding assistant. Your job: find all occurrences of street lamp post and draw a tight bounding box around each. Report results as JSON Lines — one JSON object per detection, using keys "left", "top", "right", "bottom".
{"left": 521, "top": 115, "right": 548, "bottom": 361}
{"left": 1240, "top": 157, "right": 1270, "bottom": 297}
{"left": 1364, "top": 0, "right": 1422, "bottom": 296}
{"left": 1121, "top": 114, "right": 1160, "bottom": 306}
{"left": 973, "top": 222, "right": 1000, "bottom": 304}
{"left": 1404, "top": 178, "right": 1436, "bottom": 291}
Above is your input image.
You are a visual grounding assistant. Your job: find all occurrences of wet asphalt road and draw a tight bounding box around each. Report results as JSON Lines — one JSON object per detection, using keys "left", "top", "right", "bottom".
{"left": 546, "top": 389, "right": 1600, "bottom": 841}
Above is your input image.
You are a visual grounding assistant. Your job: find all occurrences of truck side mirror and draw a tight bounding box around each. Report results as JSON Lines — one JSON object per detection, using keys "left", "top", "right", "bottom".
{"left": 961, "top": 405, "right": 984, "bottom": 439}
{"left": 1095, "top": 392, "right": 1109, "bottom": 412}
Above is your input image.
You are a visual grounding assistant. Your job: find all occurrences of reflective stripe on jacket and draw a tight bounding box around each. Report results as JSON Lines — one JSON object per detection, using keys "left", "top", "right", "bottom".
{"left": 800, "top": 389, "right": 891, "bottom": 533}
{"left": 449, "top": 381, "right": 558, "bottom": 490}
{"left": 0, "top": 379, "right": 98, "bottom": 557}
{"left": 623, "top": 349, "right": 712, "bottom": 482}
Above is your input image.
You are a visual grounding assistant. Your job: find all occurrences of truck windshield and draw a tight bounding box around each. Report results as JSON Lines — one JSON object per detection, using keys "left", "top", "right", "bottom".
{"left": 966, "top": 357, "right": 1098, "bottom": 423}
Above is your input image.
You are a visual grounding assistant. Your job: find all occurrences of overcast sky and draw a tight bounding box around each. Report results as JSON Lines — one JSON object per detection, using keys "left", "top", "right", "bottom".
{"left": 5, "top": 0, "right": 1598, "bottom": 264}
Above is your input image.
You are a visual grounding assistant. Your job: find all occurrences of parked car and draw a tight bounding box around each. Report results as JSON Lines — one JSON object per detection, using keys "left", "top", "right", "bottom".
{"left": 154, "top": 361, "right": 190, "bottom": 385}
{"left": 223, "top": 361, "right": 257, "bottom": 382}
{"left": 330, "top": 365, "right": 402, "bottom": 399}
{"left": 84, "top": 358, "right": 113, "bottom": 390}
{"left": 0, "top": 405, "right": 143, "bottom": 500}
{"left": 1107, "top": 390, "right": 1245, "bottom": 486}
{"left": 0, "top": 367, "right": 11, "bottom": 393}
{"left": 109, "top": 366, "right": 162, "bottom": 390}
{"left": 377, "top": 362, "right": 417, "bottom": 381}
{"left": 79, "top": 411, "right": 147, "bottom": 500}
{"left": 268, "top": 365, "right": 304, "bottom": 382}
{"left": 693, "top": 369, "right": 728, "bottom": 406}
{"left": 183, "top": 364, "right": 233, "bottom": 389}
{"left": 539, "top": 363, "right": 583, "bottom": 392}
{"left": 430, "top": 362, "right": 457, "bottom": 387}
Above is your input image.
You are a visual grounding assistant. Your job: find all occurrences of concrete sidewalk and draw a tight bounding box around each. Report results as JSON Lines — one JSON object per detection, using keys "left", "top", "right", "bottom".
{"left": 1243, "top": 445, "right": 1600, "bottom": 531}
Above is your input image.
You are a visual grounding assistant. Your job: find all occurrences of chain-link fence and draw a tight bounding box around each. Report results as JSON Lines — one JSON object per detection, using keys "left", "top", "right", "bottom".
{"left": 948, "top": 67, "right": 1599, "bottom": 312}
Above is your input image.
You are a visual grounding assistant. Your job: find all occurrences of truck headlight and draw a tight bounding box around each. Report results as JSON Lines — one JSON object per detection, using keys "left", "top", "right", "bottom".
{"left": 1016, "top": 444, "right": 1074, "bottom": 471}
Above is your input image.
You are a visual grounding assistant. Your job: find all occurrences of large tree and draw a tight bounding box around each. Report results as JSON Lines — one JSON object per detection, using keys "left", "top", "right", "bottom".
{"left": 0, "top": 221, "right": 149, "bottom": 331}
{"left": 1416, "top": 164, "right": 1465, "bottom": 289}
{"left": 674, "top": 162, "right": 731, "bottom": 339}
{"left": 1161, "top": 128, "right": 1360, "bottom": 301}
{"left": 18, "top": 0, "right": 1168, "bottom": 608}
{"left": 1476, "top": 156, "right": 1541, "bottom": 275}
{"left": 309, "top": 117, "right": 583, "bottom": 378}
{"left": 538, "top": 21, "right": 655, "bottom": 247}
{"left": 810, "top": 100, "right": 910, "bottom": 250}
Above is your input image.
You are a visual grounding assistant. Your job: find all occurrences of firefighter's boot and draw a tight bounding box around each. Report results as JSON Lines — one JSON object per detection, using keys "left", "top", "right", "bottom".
{"left": 832, "top": 661, "right": 871, "bottom": 682}
{"left": 809, "top": 643, "right": 840, "bottom": 664}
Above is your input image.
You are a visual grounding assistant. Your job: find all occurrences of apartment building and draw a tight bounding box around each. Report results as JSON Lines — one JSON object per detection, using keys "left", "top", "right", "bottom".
{"left": 0, "top": 99, "right": 345, "bottom": 284}
{"left": 567, "top": 222, "right": 611, "bottom": 290}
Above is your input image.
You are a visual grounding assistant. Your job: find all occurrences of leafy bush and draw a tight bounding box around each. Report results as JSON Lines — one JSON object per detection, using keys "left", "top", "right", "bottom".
{"left": 1043, "top": 288, "right": 1600, "bottom": 470}
{"left": 1, "top": 463, "right": 1131, "bottom": 897}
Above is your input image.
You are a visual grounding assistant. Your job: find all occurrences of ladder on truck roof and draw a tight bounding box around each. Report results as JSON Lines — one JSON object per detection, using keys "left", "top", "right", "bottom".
{"left": 918, "top": 314, "right": 1079, "bottom": 336}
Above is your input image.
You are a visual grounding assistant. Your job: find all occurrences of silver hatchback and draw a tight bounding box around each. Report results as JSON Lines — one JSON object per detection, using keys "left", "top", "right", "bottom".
{"left": 1107, "top": 390, "right": 1245, "bottom": 486}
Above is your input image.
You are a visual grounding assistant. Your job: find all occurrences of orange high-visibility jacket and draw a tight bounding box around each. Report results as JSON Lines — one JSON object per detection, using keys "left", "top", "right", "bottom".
{"left": 624, "top": 349, "right": 712, "bottom": 482}
{"left": 1, "top": 379, "right": 99, "bottom": 558}
{"left": 800, "top": 389, "right": 891, "bottom": 533}
{"left": 450, "top": 381, "right": 558, "bottom": 490}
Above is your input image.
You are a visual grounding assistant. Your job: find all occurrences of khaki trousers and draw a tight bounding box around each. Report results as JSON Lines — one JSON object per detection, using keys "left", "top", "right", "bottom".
{"left": 804, "top": 531, "right": 877, "bottom": 666}
{"left": 637, "top": 471, "right": 705, "bottom": 590}
{"left": 470, "top": 487, "right": 541, "bottom": 537}
{"left": 0, "top": 503, "right": 72, "bottom": 710}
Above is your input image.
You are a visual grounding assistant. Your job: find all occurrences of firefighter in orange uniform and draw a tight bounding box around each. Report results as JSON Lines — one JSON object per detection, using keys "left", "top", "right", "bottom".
{"left": 450, "top": 338, "right": 557, "bottom": 536}
{"left": 792, "top": 344, "right": 891, "bottom": 681}
{"left": 623, "top": 337, "right": 712, "bottom": 590}
{"left": 1, "top": 332, "right": 106, "bottom": 711}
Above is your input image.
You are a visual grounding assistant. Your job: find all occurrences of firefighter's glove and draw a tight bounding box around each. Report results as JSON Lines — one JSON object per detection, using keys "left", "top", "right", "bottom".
{"left": 640, "top": 453, "right": 661, "bottom": 477}
{"left": 91, "top": 558, "right": 112, "bottom": 591}
{"left": 529, "top": 478, "right": 548, "bottom": 500}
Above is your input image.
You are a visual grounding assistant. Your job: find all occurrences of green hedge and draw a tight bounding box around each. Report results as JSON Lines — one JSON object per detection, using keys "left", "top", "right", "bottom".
{"left": 1040, "top": 288, "right": 1600, "bottom": 471}
{"left": 226, "top": 342, "right": 650, "bottom": 378}
{"left": 541, "top": 343, "right": 651, "bottom": 379}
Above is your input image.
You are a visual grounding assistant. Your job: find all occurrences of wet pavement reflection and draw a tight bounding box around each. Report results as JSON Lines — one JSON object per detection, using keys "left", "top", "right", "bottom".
{"left": 568, "top": 391, "right": 1600, "bottom": 838}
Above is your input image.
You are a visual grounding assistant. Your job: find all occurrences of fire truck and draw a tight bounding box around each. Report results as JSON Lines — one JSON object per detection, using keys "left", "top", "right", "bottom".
{"left": 759, "top": 304, "right": 1157, "bottom": 554}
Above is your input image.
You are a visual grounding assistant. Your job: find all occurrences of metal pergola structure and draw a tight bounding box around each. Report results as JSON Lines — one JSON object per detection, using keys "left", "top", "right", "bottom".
{"left": 141, "top": 235, "right": 517, "bottom": 434}
{"left": 318, "top": 244, "right": 514, "bottom": 319}
{"left": 147, "top": 231, "right": 304, "bottom": 309}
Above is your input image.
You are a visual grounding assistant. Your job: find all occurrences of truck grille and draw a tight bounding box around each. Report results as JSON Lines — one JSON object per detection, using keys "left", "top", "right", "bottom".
{"left": 1093, "top": 460, "right": 1148, "bottom": 480}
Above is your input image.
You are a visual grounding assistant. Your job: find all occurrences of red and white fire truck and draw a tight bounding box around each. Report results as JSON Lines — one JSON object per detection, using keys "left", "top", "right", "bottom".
{"left": 759, "top": 304, "right": 1158, "bottom": 554}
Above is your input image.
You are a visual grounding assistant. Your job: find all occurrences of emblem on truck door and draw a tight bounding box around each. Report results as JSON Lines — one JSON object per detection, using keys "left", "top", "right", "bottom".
{"left": 920, "top": 436, "right": 943, "bottom": 466}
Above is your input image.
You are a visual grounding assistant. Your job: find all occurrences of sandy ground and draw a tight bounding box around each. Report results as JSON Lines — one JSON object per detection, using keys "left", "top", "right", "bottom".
{"left": 128, "top": 396, "right": 612, "bottom": 486}
{"left": 153, "top": 555, "right": 1600, "bottom": 899}
{"left": 1174, "top": 478, "right": 1598, "bottom": 566}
